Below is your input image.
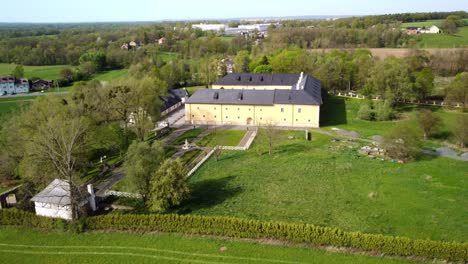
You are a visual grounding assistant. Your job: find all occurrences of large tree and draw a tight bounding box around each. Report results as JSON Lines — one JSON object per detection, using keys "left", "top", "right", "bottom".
{"left": 149, "top": 159, "right": 190, "bottom": 211}
{"left": 445, "top": 72, "right": 468, "bottom": 109}
{"left": 383, "top": 124, "right": 421, "bottom": 162}
{"left": 123, "top": 141, "right": 165, "bottom": 206}
{"left": 453, "top": 115, "right": 468, "bottom": 148}
{"left": 11, "top": 65, "right": 24, "bottom": 79}
{"left": 417, "top": 109, "right": 441, "bottom": 140}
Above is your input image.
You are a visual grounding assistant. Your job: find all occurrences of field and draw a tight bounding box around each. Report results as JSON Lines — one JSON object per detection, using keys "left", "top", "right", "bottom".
{"left": 93, "top": 69, "right": 129, "bottom": 81}
{"left": 414, "top": 27, "right": 468, "bottom": 48}
{"left": 176, "top": 97, "right": 468, "bottom": 242}
{"left": 401, "top": 19, "right": 468, "bottom": 29}
{"left": 320, "top": 96, "right": 465, "bottom": 143}
{"left": 0, "top": 96, "right": 35, "bottom": 117}
{"left": 0, "top": 227, "right": 421, "bottom": 264}
{"left": 0, "top": 64, "right": 70, "bottom": 80}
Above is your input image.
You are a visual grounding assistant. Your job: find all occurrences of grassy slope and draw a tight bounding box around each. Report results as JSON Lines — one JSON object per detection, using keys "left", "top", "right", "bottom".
{"left": 0, "top": 64, "right": 70, "bottom": 80}
{"left": 415, "top": 27, "right": 468, "bottom": 48}
{"left": 0, "top": 227, "right": 420, "bottom": 264}
{"left": 320, "top": 96, "right": 466, "bottom": 144}
{"left": 93, "top": 69, "right": 129, "bottom": 81}
{"left": 181, "top": 131, "right": 468, "bottom": 242}
{"left": 171, "top": 128, "right": 205, "bottom": 145}
{"left": 198, "top": 130, "right": 246, "bottom": 147}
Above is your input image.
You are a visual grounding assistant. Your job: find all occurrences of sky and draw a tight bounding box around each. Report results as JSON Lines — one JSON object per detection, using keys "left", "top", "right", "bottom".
{"left": 1, "top": 0, "right": 467, "bottom": 23}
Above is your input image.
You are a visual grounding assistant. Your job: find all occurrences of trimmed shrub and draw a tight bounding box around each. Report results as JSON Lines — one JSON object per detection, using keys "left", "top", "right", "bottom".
{"left": 357, "top": 103, "right": 374, "bottom": 120}
{"left": 1, "top": 209, "right": 467, "bottom": 262}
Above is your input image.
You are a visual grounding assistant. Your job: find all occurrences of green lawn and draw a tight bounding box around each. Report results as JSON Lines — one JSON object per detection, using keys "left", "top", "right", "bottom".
{"left": 0, "top": 227, "right": 421, "bottom": 264}
{"left": 170, "top": 128, "right": 205, "bottom": 145}
{"left": 401, "top": 19, "right": 444, "bottom": 28}
{"left": 93, "top": 69, "right": 129, "bottom": 81}
{"left": 414, "top": 27, "right": 468, "bottom": 48}
{"left": 0, "top": 64, "right": 71, "bottom": 80}
{"left": 320, "top": 96, "right": 466, "bottom": 144}
{"left": 177, "top": 130, "right": 468, "bottom": 242}
{"left": 159, "top": 51, "right": 178, "bottom": 62}
{"left": 198, "top": 130, "right": 246, "bottom": 147}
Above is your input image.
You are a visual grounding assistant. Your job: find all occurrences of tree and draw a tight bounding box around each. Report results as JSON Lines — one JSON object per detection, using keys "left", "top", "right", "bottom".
{"left": 13, "top": 96, "right": 91, "bottom": 220}
{"left": 253, "top": 65, "right": 272, "bottom": 73}
{"left": 234, "top": 50, "right": 251, "bottom": 73}
{"left": 123, "top": 141, "right": 165, "bottom": 206}
{"left": 445, "top": 72, "right": 468, "bottom": 108}
{"left": 453, "top": 115, "right": 468, "bottom": 148}
{"left": 149, "top": 159, "right": 190, "bottom": 211}
{"left": 60, "top": 68, "right": 74, "bottom": 82}
{"left": 79, "top": 51, "right": 106, "bottom": 72}
{"left": 257, "top": 121, "right": 279, "bottom": 155}
{"left": 414, "top": 68, "right": 434, "bottom": 100}
{"left": 441, "top": 15, "right": 463, "bottom": 34}
{"left": 11, "top": 65, "right": 24, "bottom": 79}
{"left": 417, "top": 109, "right": 441, "bottom": 140}
{"left": 383, "top": 124, "right": 421, "bottom": 162}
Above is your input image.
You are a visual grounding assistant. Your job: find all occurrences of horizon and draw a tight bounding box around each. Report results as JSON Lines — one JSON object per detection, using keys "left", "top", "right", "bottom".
{"left": 1, "top": 0, "right": 467, "bottom": 23}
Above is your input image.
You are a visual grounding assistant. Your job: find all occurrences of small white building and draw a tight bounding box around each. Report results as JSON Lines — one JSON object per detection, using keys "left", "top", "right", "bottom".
{"left": 420, "top": 25, "right": 440, "bottom": 34}
{"left": 192, "top": 23, "right": 226, "bottom": 32}
{"left": 31, "top": 179, "right": 96, "bottom": 220}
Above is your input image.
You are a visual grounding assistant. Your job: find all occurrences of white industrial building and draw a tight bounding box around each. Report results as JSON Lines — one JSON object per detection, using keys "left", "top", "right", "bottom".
{"left": 192, "top": 23, "right": 226, "bottom": 32}
{"left": 31, "top": 179, "right": 97, "bottom": 220}
{"left": 0, "top": 76, "right": 29, "bottom": 95}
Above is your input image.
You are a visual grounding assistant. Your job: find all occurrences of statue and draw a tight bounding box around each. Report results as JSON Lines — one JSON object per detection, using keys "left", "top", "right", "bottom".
{"left": 182, "top": 139, "right": 190, "bottom": 150}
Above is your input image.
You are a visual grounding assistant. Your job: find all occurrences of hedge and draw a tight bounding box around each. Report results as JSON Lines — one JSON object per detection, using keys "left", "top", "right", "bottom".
{"left": 1, "top": 209, "right": 467, "bottom": 262}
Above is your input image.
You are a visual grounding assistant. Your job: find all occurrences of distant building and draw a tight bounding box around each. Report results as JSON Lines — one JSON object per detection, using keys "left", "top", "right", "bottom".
{"left": 420, "top": 25, "right": 440, "bottom": 34}
{"left": 0, "top": 76, "right": 29, "bottom": 95}
{"left": 31, "top": 179, "right": 96, "bottom": 220}
{"left": 192, "top": 24, "right": 226, "bottom": 32}
{"left": 405, "top": 27, "right": 420, "bottom": 35}
{"left": 185, "top": 73, "right": 322, "bottom": 128}
{"left": 31, "top": 80, "right": 54, "bottom": 91}
{"left": 157, "top": 37, "right": 167, "bottom": 45}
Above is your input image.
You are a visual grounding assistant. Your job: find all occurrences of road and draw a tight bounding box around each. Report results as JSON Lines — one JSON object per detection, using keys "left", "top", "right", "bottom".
{"left": 94, "top": 168, "right": 125, "bottom": 197}
{"left": 1, "top": 91, "right": 69, "bottom": 98}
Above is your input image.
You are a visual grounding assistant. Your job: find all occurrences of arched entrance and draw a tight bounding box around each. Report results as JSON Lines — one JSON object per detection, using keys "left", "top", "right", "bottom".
{"left": 246, "top": 117, "right": 253, "bottom": 125}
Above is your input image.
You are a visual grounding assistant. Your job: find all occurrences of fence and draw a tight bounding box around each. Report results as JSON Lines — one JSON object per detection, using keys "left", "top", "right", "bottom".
{"left": 104, "top": 190, "right": 142, "bottom": 199}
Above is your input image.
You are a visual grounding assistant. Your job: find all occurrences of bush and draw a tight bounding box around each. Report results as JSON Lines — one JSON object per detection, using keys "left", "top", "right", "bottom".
{"left": 374, "top": 101, "right": 394, "bottom": 121}
{"left": 1, "top": 209, "right": 466, "bottom": 262}
{"left": 357, "top": 102, "right": 374, "bottom": 120}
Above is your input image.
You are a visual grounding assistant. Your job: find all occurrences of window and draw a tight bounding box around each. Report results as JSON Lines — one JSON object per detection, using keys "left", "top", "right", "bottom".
{"left": 225, "top": 108, "right": 228, "bottom": 110}
{"left": 281, "top": 108, "right": 284, "bottom": 112}
{"left": 284, "top": 118, "right": 286, "bottom": 121}
{"left": 298, "top": 108, "right": 302, "bottom": 113}
{"left": 203, "top": 115, "right": 205, "bottom": 118}
{"left": 308, "top": 119, "right": 311, "bottom": 122}
{"left": 226, "top": 116, "right": 228, "bottom": 119}
{"left": 260, "top": 117, "right": 263, "bottom": 120}
{"left": 248, "top": 108, "right": 251, "bottom": 111}
{"left": 192, "top": 115, "right": 194, "bottom": 117}
{"left": 214, "top": 115, "right": 217, "bottom": 118}
{"left": 238, "top": 108, "right": 240, "bottom": 111}
{"left": 260, "top": 109, "right": 262, "bottom": 112}
{"left": 197, "top": 107, "right": 199, "bottom": 109}
{"left": 296, "top": 119, "right": 298, "bottom": 121}
{"left": 238, "top": 116, "right": 240, "bottom": 119}
{"left": 214, "top": 107, "right": 216, "bottom": 110}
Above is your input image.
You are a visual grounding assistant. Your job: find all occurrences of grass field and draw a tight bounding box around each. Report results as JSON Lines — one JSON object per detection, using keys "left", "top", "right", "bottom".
{"left": 171, "top": 128, "right": 205, "bottom": 145}
{"left": 93, "top": 69, "right": 129, "bottom": 81}
{"left": 179, "top": 130, "right": 468, "bottom": 242}
{"left": 198, "top": 130, "right": 246, "bottom": 147}
{"left": 0, "top": 227, "right": 422, "bottom": 264}
{"left": 414, "top": 27, "right": 468, "bottom": 48}
{"left": 0, "top": 64, "right": 70, "bottom": 80}
{"left": 320, "top": 96, "right": 466, "bottom": 144}
{"left": 401, "top": 19, "right": 468, "bottom": 29}
{"left": 0, "top": 96, "right": 34, "bottom": 117}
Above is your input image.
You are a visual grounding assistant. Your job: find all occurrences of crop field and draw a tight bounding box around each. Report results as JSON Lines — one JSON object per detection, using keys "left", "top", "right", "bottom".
{"left": 0, "top": 64, "right": 70, "bottom": 80}
{"left": 0, "top": 227, "right": 422, "bottom": 264}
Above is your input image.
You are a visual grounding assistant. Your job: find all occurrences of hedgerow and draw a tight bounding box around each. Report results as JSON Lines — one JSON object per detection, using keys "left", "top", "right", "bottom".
{"left": 1, "top": 209, "right": 466, "bottom": 262}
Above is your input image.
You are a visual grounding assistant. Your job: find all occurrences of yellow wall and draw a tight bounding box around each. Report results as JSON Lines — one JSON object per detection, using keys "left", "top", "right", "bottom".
{"left": 212, "top": 84, "right": 292, "bottom": 90}
{"left": 185, "top": 103, "right": 320, "bottom": 127}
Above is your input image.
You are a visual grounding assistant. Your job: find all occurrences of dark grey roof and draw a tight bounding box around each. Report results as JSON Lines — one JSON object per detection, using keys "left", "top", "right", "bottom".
{"left": 214, "top": 73, "right": 301, "bottom": 86}
{"left": 186, "top": 89, "right": 275, "bottom": 105}
{"left": 31, "top": 179, "right": 88, "bottom": 206}
{"left": 160, "top": 88, "right": 188, "bottom": 112}
{"left": 188, "top": 73, "right": 321, "bottom": 106}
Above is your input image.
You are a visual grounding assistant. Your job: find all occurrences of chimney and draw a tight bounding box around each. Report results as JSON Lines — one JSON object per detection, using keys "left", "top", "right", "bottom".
{"left": 87, "top": 184, "right": 97, "bottom": 211}
{"left": 296, "top": 72, "right": 304, "bottom": 90}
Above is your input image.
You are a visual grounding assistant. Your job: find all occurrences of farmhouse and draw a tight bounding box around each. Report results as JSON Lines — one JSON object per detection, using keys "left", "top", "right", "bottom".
{"left": 31, "top": 79, "right": 54, "bottom": 91}
{"left": 185, "top": 73, "right": 321, "bottom": 127}
{"left": 0, "top": 76, "right": 29, "bottom": 95}
{"left": 420, "top": 25, "right": 440, "bottom": 34}
{"left": 31, "top": 179, "right": 96, "bottom": 220}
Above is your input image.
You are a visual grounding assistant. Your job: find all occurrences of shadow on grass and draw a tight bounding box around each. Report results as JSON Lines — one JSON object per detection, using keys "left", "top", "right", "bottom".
{"left": 175, "top": 176, "right": 242, "bottom": 214}
{"left": 320, "top": 96, "right": 347, "bottom": 127}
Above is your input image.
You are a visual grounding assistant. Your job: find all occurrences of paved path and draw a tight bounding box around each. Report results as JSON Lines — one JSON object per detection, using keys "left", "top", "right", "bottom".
{"left": 238, "top": 130, "right": 255, "bottom": 147}
{"left": 94, "top": 168, "right": 125, "bottom": 197}
{"left": 0, "top": 91, "right": 69, "bottom": 98}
